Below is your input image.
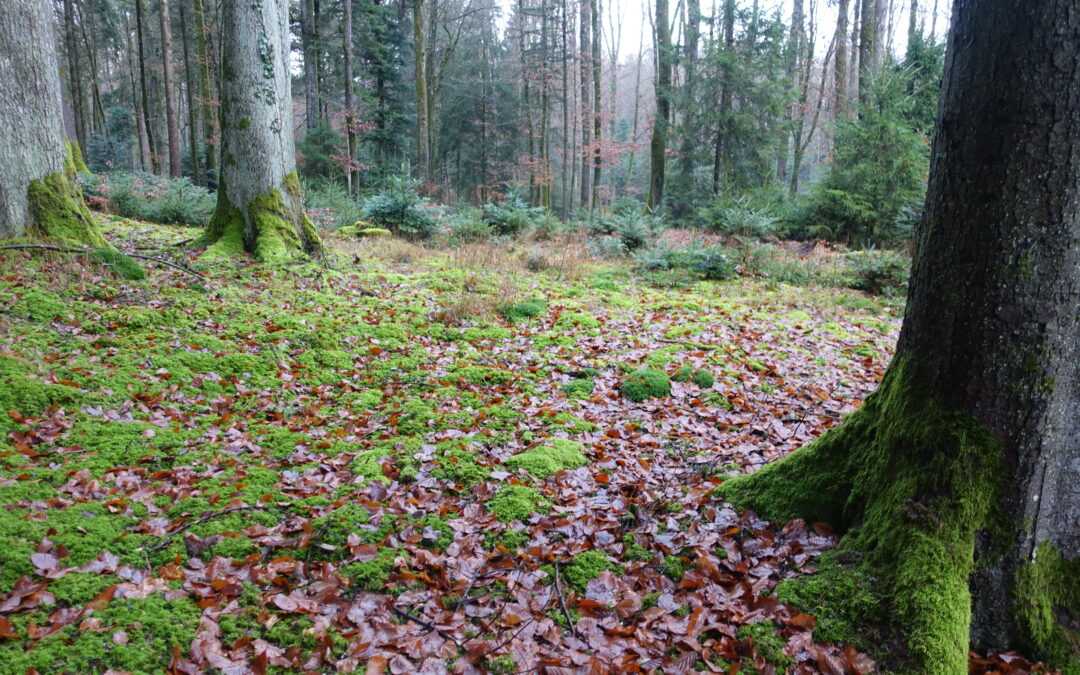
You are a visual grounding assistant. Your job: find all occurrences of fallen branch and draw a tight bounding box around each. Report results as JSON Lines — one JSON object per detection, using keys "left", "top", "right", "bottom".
{"left": 657, "top": 338, "right": 722, "bottom": 351}
{"left": 0, "top": 243, "right": 208, "bottom": 280}
{"left": 147, "top": 505, "right": 271, "bottom": 552}
{"left": 552, "top": 562, "right": 579, "bottom": 640}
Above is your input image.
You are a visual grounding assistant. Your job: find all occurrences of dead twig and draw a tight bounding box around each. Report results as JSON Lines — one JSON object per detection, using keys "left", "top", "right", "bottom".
{"left": 391, "top": 605, "right": 465, "bottom": 650}
{"left": 0, "top": 243, "right": 208, "bottom": 280}
{"left": 147, "top": 505, "right": 271, "bottom": 552}
{"left": 553, "top": 561, "right": 579, "bottom": 639}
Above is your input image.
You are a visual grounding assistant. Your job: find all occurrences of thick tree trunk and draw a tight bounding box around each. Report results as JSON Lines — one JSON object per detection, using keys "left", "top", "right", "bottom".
{"left": 0, "top": 0, "right": 105, "bottom": 246}
{"left": 721, "top": 2, "right": 1080, "bottom": 672}
{"left": 159, "top": 0, "right": 181, "bottom": 178}
{"left": 646, "top": 0, "right": 671, "bottom": 211}
{"left": 200, "top": 0, "right": 321, "bottom": 262}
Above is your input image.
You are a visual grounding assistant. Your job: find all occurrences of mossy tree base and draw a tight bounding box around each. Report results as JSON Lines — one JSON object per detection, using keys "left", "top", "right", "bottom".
{"left": 22, "top": 145, "right": 107, "bottom": 248}
{"left": 719, "top": 356, "right": 1078, "bottom": 673}
{"left": 200, "top": 173, "right": 321, "bottom": 263}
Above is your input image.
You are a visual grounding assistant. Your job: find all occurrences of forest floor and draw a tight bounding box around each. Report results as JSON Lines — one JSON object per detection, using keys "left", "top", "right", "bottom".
{"left": 0, "top": 217, "right": 1044, "bottom": 673}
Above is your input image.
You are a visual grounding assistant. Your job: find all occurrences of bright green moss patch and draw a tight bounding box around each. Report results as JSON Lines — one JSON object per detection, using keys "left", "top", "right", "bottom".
{"left": 506, "top": 438, "right": 589, "bottom": 478}
{"left": 564, "top": 550, "right": 615, "bottom": 592}
{"left": 351, "top": 450, "right": 392, "bottom": 483}
{"left": 341, "top": 548, "right": 397, "bottom": 590}
{"left": 433, "top": 448, "right": 491, "bottom": 485}
{"left": 26, "top": 161, "right": 108, "bottom": 247}
{"left": 774, "top": 552, "right": 882, "bottom": 648}
{"left": 673, "top": 365, "right": 715, "bottom": 388}
{"left": 498, "top": 298, "right": 547, "bottom": 322}
{"left": 621, "top": 368, "right": 671, "bottom": 402}
{"left": 0, "top": 355, "right": 81, "bottom": 427}
{"left": 338, "top": 224, "right": 393, "bottom": 238}
{"left": 561, "top": 378, "right": 595, "bottom": 398}
{"left": 1013, "top": 541, "right": 1080, "bottom": 671}
{"left": 0, "top": 595, "right": 201, "bottom": 673}
{"left": 488, "top": 485, "right": 550, "bottom": 522}
{"left": 556, "top": 311, "right": 600, "bottom": 328}
{"left": 12, "top": 288, "right": 70, "bottom": 322}
{"left": 736, "top": 621, "right": 794, "bottom": 669}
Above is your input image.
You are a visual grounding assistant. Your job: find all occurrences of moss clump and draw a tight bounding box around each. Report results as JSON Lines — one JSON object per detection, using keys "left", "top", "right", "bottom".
{"left": 13, "top": 287, "right": 70, "bottom": 322}
{"left": 88, "top": 248, "right": 146, "bottom": 280}
{"left": 1013, "top": 541, "right": 1080, "bottom": 671}
{"left": 341, "top": 548, "right": 396, "bottom": 591}
{"left": 673, "top": 365, "right": 714, "bottom": 388}
{"left": 774, "top": 552, "right": 882, "bottom": 648}
{"left": 561, "top": 378, "right": 595, "bottom": 399}
{"left": 718, "top": 357, "right": 1003, "bottom": 673}
{"left": 338, "top": 224, "right": 392, "bottom": 238}
{"left": 488, "top": 529, "right": 530, "bottom": 551}
{"left": 736, "top": 621, "right": 794, "bottom": 669}
{"left": 350, "top": 450, "right": 392, "bottom": 483}
{"left": 433, "top": 449, "right": 490, "bottom": 486}
{"left": 620, "top": 368, "right": 671, "bottom": 402}
{"left": 506, "top": 439, "right": 589, "bottom": 478}
{"left": 564, "top": 550, "right": 615, "bottom": 592}
{"left": 556, "top": 311, "right": 600, "bottom": 328}
{"left": 451, "top": 365, "right": 514, "bottom": 385}
{"left": 497, "top": 298, "right": 547, "bottom": 322}
{"left": 488, "top": 485, "right": 549, "bottom": 522}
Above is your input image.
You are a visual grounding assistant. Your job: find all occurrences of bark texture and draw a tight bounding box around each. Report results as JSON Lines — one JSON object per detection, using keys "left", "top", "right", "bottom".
{"left": 721, "top": 1, "right": 1080, "bottom": 672}
{"left": 201, "top": 0, "right": 321, "bottom": 263}
{"left": 0, "top": 0, "right": 105, "bottom": 246}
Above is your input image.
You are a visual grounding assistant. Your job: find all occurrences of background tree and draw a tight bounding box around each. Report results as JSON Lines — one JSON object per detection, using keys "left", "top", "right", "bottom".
{"left": 200, "top": 0, "right": 321, "bottom": 261}
{"left": 721, "top": 0, "right": 1080, "bottom": 671}
{"left": 0, "top": 0, "right": 106, "bottom": 245}
{"left": 646, "top": 0, "right": 671, "bottom": 211}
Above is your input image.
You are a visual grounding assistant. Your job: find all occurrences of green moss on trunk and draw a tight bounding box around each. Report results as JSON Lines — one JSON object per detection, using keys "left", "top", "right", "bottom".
{"left": 68, "top": 142, "right": 89, "bottom": 173}
{"left": 201, "top": 172, "right": 322, "bottom": 262}
{"left": 1014, "top": 542, "right": 1080, "bottom": 671}
{"left": 719, "top": 356, "right": 1003, "bottom": 673}
{"left": 24, "top": 145, "right": 107, "bottom": 247}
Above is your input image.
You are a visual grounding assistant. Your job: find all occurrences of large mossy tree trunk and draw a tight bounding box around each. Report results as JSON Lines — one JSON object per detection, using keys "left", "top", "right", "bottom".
{"left": 721, "top": 1, "right": 1080, "bottom": 672}
{"left": 0, "top": 0, "right": 106, "bottom": 246}
{"left": 201, "top": 0, "right": 321, "bottom": 263}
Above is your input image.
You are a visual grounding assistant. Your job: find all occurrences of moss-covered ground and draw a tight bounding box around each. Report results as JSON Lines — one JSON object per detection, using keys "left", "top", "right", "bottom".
{"left": 0, "top": 215, "right": 909, "bottom": 672}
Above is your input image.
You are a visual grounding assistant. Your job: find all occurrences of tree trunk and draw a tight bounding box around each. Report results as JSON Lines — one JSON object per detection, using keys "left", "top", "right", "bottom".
{"left": 180, "top": 0, "right": 201, "bottom": 186}
{"left": 159, "top": 0, "right": 181, "bottom": 177}
{"left": 679, "top": 0, "right": 700, "bottom": 184}
{"left": 200, "top": 0, "right": 321, "bottom": 262}
{"left": 590, "top": 0, "right": 601, "bottom": 212}
{"left": 63, "top": 0, "right": 88, "bottom": 151}
{"left": 414, "top": 0, "right": 429, "bottom": 179}
{"left": 579, "top": 0, "right": 592, "bottom": 210}
{"left": 721, "top": 1, "right": 1080, "bottom": 672}
{"left": 192, "top": 0, "right": 217, "bottom": 186}
{"left": 859, "top": 0, "right": 879, "bottom": 106}
{"left": 711, "top": 0, "right": 735, "bottom": 194}
{"left": 835, "top": 0, "right": 849, "bottom": 118}
{"left": 0, "top": 0, "right": 106, "bottom": 246}
{"left": 646, "top": 0, "right": 671, "bottom": 211}
{"left": 344, "top": 0, "right": 358, "bottom": 195}
{"left": 299, "top": 0, "right": 321, "bottom": 129}
{"left": 135, "top": 0, "right": 158, "bottom": 174}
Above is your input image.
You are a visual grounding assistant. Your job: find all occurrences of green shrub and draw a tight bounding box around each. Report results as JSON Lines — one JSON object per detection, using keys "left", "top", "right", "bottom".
{"left": 362, "top": 176, "right": 438, "bottom": 239}
{"left": 448, "top": 217, "right": 493, "bottom": 245}
{"left": 697, "top": 195, "right": 779, "bottom": 238}
{"left": 82, "top": 172, "right": 214, "bottom": 227}
{"left": 621, "top": 368, "right": 671, "bottom": 402}
{"left": 844, "top": 249, "right": 910, "bottom": 296}
{"left": 482, "top": 193, "right": 542, "bottom": 236}
{"left": 591, "top": 235, "right": 629, "bottom": 259}
{"left": 303, "top": 179, "right": 364, "bottom": 231}
{"left": 633, "top": 242, "right": 737, "bottom": 284}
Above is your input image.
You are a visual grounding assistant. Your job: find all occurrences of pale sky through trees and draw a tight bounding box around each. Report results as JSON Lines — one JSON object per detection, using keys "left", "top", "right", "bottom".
{"left": 497, "top": 0, "right": 951, "bottom": 61}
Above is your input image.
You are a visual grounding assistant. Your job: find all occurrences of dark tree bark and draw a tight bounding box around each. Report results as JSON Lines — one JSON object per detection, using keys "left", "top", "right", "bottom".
{"left": 710, "top": 0, "right": 735, "bottom": 194}
{"left": 858, "top": 0, "right": 879, "bottom": 105}
{"left": 200, "top": 0, "right": 321, "bottom": 262}
{"left": 135, "top": 0, "right": 158, "bottom": 173}
{"left": 590, "top": 0, "right": 601, "bottom": 212}
{"left": 180, "top": 0, "right": 201, "bottom": 186}
{"left": 343, "top": 0, "right": 358, "bottom": 195}
{"left": 579, "top": 0, "right": 592, "bottom": 209}
{"left": 647, "top": 0, "right": 671, "bottom": 211}
{"left": 721, "top": 1, "right": 1080, "bottom": 672}
{"left": 192, "top": 0, "right": 217, "bottom": 184}
{"left": 0, "top": 0, "right": 106, "bottom": 246}
{"left": 159, "top": 0, "right": 182, "bottom": 177}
